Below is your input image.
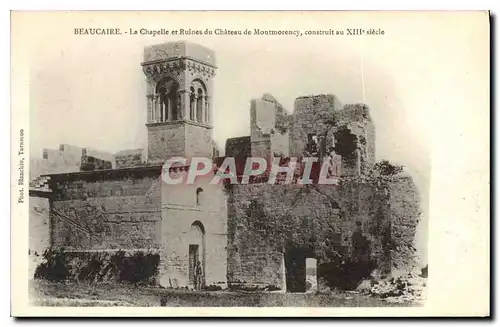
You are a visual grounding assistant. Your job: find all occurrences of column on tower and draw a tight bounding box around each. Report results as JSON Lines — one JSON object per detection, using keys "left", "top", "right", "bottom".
{"left": 204, "top": 95, "right": 210, "bottom": 124}
{"left": 147, "top": 94, "right": 154, "bottom": 122}
{"left": 153, "top": 95, "right": 159, "bottom": 122}
{"left": 189, "top": 88, "right": 195, "bottom": 120}
{"left": 201, "top": 95, "right": 206, "bottom": 123}
{"left": 156, "top": 95, "right": 161, "bottom": 122}
{"left": 161, "top": 96, "right": 166, "bottom": 122}
{"left": 179, "top": 89, "right": 189, "bottom": 120}
{"left": 193, "top": 94, "right": 198, "bottom": 122}
{"left": 167, "top": 97, "right": 172, "bottom": 121}
{"left": 174, "top": 91, "right": 181, "bottom": 120}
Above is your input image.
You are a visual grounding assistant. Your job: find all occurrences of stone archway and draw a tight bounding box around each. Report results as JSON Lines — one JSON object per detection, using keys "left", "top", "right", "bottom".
{"left": 155, "top": 76, "right": 179, "bottom": 122}
{"left": 188, "top": 221, "right": 206, "bottom": 288}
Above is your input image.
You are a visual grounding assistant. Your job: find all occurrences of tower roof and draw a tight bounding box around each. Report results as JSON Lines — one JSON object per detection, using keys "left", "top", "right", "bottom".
{"left": 143, "top": 41, "right": 216, "bottom": 67}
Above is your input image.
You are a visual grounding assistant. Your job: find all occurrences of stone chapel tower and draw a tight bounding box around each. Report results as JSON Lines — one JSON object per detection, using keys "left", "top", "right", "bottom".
{"left": 141, "top": 41, "right": 217, "bottom": 162}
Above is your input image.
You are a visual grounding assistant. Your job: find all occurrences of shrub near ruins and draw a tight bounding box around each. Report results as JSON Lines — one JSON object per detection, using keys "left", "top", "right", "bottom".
{"left": 34, "top": 248, "right": 160, "bottom": 285}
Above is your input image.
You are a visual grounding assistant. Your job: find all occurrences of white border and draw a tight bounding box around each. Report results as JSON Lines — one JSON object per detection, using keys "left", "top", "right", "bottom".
{"left": 4, "top": 1, "right": 497, "bottom": 325}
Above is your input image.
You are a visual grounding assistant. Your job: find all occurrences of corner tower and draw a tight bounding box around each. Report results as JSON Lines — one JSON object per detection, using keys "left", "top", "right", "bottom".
{"left": 141, "top": 41, "right": 217, "bottom": 162}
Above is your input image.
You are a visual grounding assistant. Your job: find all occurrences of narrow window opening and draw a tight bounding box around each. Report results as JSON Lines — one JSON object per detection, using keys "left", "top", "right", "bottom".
{"left": 196, "top": 187, "right": 204, "bottom": 205}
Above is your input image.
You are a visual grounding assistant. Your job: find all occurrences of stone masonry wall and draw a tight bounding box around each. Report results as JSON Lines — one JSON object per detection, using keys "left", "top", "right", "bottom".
{"left": 29, "top": 196, "right": 50, "bottom": 278}
{"left": 160, "top": 171, "right": 228, "bottom": 288}
{"left": 335, "top": 104, "right": 376, "bottom": 175}
{"left": 48, "top": 167, "right": 162, "bottom": 251}
{"left": 250, "top": 99, "right": 273, "bottom": 159}
{"left": 250, "top": 95, "right": 293, "bottom": 160}
{"left": 147, "top": 123, "right": 186, "bottom": 161}
{"left": 289, "top": 95, "right": 341, "bottom": 158}
{"left": 386, "top": 175, "right": 422, "bottom": 273}
{"left": 114, "top": 149, "right": 145, "bottom": 169}
{"left": 226, "top": 178, "right": 397, "bottom": 289}
{"left": 30, "top": 148, "right": 81, "bottom": 181}
{"left": 184, "top": 123, "right": 213, "bottom": 159}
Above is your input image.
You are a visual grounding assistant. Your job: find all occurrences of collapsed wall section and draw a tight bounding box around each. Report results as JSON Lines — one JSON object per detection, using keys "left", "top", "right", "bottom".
{"left": 386, "top": 175, "right": 422, "bottom": 273}
{"left": 250, "top": 94, "right": 292, "bottom": 159}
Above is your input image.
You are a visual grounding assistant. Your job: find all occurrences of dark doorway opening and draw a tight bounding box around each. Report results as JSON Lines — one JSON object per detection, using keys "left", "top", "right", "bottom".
{"left": 285, "top": 247, "right": 315, "bottom": 293}
{"left": 188, "top": 244, "right": 199, "bottom": 286}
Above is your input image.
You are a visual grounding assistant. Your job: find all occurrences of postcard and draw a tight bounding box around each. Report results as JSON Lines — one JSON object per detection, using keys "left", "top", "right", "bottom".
{"left": 10, "top": 11, "right": 490, "bottom": 317}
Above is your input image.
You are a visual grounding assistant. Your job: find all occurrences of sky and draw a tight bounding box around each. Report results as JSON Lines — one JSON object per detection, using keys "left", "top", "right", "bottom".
{"left": 23, "top": 11, "right": 491, "bottom": 268}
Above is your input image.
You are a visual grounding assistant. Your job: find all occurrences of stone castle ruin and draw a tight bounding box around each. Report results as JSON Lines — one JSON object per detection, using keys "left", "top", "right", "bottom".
{"left": 29, "top": 41, "right": 422, "bottom": 292}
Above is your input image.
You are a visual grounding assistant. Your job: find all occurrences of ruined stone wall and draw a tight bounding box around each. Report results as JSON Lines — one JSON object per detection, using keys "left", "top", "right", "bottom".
{"left": 250, "top": 99, "right": 273, "bottom": 159}
{"left": 289, "top": 95, "right": 341, "bottom": 158}
{"left": 270, "top": 131, "right": 290, "bottom": 157}
{"left": 226, "top": 179, "right": 399, "bottom": 289}
{"left": 84, "top": 148, "right": 115, "bottom": 164}
{"left": 225, "top": 136, "right": 251, "bottom": 159}
{"left": 335, "top": 104, "right": 376, "bottom": 174}
{"left": 31, "top": 145, "right": 117, "bottom": 181}
{"left": 31, "top": 147, "right": 82, "bottom": 181}
{"left": 80, "top": 155, "right": 112, "bottom": 171}
{"left": 365, "top": 121, "right": 376, "bottom": 167}
{"left": 114, "top": 149, "right": 145, "bottom": 169}
{"left": 241, "top": 94, "right": 376, "bottom": 179}
{"left": 29, "top": 196, "right": 50, "bottom": 278}
{"left": 48, "top": 167, "right": 162, "bottom": 251}
{"left": 249, "top": 95, "right": 293, "bottom": 160}
{"left": 386, "top": 175, "right": 422, "bottom": 273}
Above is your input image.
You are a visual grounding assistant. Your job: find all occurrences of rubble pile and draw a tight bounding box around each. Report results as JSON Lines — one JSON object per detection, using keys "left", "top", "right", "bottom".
{"left": 369, "top": 273, "right": 426, "bottom": 304}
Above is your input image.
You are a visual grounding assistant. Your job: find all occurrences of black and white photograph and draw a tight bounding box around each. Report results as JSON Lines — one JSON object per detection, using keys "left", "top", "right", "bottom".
{"left": 10, "top": 11, "right": 489, "bottom": 317}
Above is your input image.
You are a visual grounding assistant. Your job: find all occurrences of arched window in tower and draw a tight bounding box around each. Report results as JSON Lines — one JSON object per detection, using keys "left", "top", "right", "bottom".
{"left": 196, "top": 187, "right": 203, "bottom": 206}
{"left": 156, "top": 77, "right": 179, "bottom": 122}
{"left": 190, "top": 79, "right": 207, "bottom": 123}
{"left": 176, "top": 93, "right": 182, "bottom": 120}
{"left": 204, "top": 95, "right": 209, "bottom": 123}
{"left": 197, "top": 88, "right": 204, "bottom": 122}
{"left": 168, "top": 84, "right": 179, "bottom": 120}
{"left": 158, "top": 87, "right": 167, "bottom": 122}
{"left": 190, "top": 86, "right": 196, "bottom": 121}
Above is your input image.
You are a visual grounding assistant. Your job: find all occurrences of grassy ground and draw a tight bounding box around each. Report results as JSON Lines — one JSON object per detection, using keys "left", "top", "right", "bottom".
{"left": 29, "top": 280, "right": 413, "bottom": 307}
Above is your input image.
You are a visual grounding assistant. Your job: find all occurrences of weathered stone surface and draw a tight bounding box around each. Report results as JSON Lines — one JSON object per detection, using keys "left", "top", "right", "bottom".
{"left": 245, "top": 93, "right": 375, "bottom": 177}
{"left": 225, "top": 136, "right": 251, "bottom": 159}
{"left": 29, "top": 196, "right": 50, "bottom": 277}
{"left": 147, "top": 122, "right": 186, "bottom": 160}
{"left": 143, "top": 41, "right": 216, "bottom": 161}
{"left": 47, "top": 166, "right": 162, "bottom": 251}
{"left": 226, "top": 173, "right": 421, "bottom": 289}
{"left": 143, "top": 41, "right": 216, "bottom": 67}
{"left": 160, "top": 171, "right": 228, "bottom": 288}
{"left": 114, "top": 149, "right": 145, "bottom": 169}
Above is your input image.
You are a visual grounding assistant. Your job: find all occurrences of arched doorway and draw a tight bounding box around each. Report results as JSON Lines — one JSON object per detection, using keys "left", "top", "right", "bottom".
{"left": 188, "top": 221, "right": 205, "bottom": 288}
